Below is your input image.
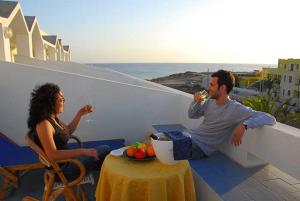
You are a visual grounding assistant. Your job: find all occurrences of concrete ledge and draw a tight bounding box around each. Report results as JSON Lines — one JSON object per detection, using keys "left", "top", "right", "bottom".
{"left": 219, "top": 123, "right": 300, "bottom": 181}
{"left": 190, "top": 153, "right": 300, "bottom": 201}
{"left": 191, "top": 168, "right": 222, "bottom": 201}
{"left": 152, "top": 123, "right": 300, "bottom": 201}
{"left": 189, "top": 151, "right": 263, "bottom": 201}
{"left": 152, "top": 123, "right": 300, "bottom": 182}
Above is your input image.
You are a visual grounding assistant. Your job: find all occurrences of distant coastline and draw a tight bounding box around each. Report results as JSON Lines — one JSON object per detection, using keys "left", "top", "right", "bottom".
{"left": 149, "top": 71, "right": 207, "bottom": 94}
{"left": 91, "top": 63, "right": 276, "bottom": 80}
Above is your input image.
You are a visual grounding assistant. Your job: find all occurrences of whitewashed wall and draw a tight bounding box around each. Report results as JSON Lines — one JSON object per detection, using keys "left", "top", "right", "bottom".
{"left": 0, "top": 60, "right": 187, "bottom": 146}
{"left": 15, "top": 34, "right": 32, "bottom": 58}
{"left": 1, "top": 60, "right": 300, "bottom": 181}
{"left": 14, "top": 55, "right": 176, "bottom": 92}
{"left": 219, "top": 123, "right": 300, "bottom": 181}
{"left": 31, "top": 25, "right": 45, "bottom": 60}
{"left": 0, "top": 24, "right": 11, "bottom": 61}
{"left": 48, "top": 46, "right": 56, "bottom": 61}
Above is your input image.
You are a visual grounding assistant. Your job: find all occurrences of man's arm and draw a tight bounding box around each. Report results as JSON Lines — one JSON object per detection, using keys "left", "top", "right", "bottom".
{"left": 231, "top": 104, "right": 276, "bottom": 146}
{"left": 242, "top": 111, "right": 276, "bottom": 129}
{"left": 188, "top": 100, "right": 208, "bottom": 119}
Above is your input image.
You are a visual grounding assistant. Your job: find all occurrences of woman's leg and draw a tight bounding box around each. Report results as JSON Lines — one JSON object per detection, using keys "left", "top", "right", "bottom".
{"left": 81, "top": 145, "right": 111, "bottom": 172}
{"left": 60, "top": 145, "right": 111, "bottom": 180}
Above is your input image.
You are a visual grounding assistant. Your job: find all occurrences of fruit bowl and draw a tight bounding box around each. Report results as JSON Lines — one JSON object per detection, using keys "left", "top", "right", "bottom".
{"left": 123, "top": 142, "right": 156, "bottom": 161}
{"left": 123, "top": 150, "right": 155, "bottom": 161}
{"left": 151, "top": 136, "right": 179, "bottom": 165}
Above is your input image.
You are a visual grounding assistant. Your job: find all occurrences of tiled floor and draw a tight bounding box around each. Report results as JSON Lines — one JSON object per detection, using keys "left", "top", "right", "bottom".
{"left": 4, "top": 163, "right": 300, "bottom": 201}
{"left": 222, "top": 165, "right": 300, "bottom": 201}
{"left": 3, "top": 169, "right": 98, "bottom": 201}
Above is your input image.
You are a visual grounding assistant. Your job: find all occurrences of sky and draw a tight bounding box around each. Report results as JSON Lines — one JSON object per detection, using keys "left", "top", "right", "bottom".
{"left": 17, "top": 0, "right": 300, "bottom": 64}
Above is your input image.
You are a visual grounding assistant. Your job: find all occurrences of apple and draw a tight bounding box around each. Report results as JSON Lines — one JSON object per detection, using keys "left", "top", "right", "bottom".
{"left": 134, "top": 148, "right": 146, "bottom": 159}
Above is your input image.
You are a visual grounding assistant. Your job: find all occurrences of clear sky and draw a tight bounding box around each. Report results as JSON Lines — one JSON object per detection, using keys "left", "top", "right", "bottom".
{"left": 17, "top": 0, "right": 300, "bottom": 64}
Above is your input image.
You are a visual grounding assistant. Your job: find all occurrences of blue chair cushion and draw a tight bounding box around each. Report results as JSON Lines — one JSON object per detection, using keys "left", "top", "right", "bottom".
{"left": 1, "top": 138, "right": 125, "bottom": 167}
{"left": 68, "top": 138, "right": 125, "bottom": 150}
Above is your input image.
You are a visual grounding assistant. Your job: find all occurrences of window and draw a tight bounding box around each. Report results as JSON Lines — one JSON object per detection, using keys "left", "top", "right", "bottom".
{"left": 297, "top": 64, "right": 299, "bottom": 70}
{"left": 287, "top": 90, "right": 291, "bottom": 96}
{"left": 294, "top": 90, "right": 298, "bottom": 97}
{"left": 291, "top": 64, "right": 294, "bottom": 71}
{"left": 284, "top": 75, "right": 286, "bottom": 82}
{"left": 289, "top": 76, "right": 292, "bottom": 83}
{"left": 284, "top": 64, "right": 287, "bottom": 69}
{"left": 283, "top": 89, "right": 285, "bottom": 96}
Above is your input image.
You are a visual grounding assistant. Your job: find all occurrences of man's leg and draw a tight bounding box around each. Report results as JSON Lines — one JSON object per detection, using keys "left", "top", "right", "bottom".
{"left": 191, "top": 141, "right": 207, "bottom": 160}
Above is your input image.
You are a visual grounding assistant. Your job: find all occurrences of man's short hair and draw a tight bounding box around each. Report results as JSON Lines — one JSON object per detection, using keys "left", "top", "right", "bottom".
{"left": 211, "top": 70, "right": 235, "bottom": 93}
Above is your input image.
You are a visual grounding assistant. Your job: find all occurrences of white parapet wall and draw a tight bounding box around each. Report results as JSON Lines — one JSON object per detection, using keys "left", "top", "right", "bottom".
{"left": 1, "top": 60, "right": 299, "bottom": 182}
{"left": 14, "top": 55, "right": 177, "bottom": 92}
{"left": 219, "top": 123, "right": 300, "bottom": 181}
{"left": 0, "top": 60, "right": 187, "bottom": 146}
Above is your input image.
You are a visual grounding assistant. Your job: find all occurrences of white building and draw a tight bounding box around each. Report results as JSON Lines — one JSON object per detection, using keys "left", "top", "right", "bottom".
{"left": 0, "top": 1, "right": 32, "bottom": 62}
{"left": 24, "top": 16, "right": 45, "bottom": 60}
{"left": 0, "top": 1, "right": 71, "bottom": 63}
{"left": 279, "top": 59, "right": 300, "bottom": 107}
{"left": 42, "top": 35, "right": 58, "bottom": 61}
{"left": 63, "top": 45, "right": 71, "bottom": 61}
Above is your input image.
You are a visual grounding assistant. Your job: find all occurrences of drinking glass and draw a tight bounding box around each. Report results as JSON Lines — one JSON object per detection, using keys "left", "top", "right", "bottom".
{"left": 84, "top": 97, "right": 95, "bottom": 124}
{"left": 199, "top": 90, "right": 209, "bottom": 99}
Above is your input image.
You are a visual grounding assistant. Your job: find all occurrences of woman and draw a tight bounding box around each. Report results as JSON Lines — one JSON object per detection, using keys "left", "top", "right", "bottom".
{"left": 27, "top": 83, "right": 110, "bottom": 179}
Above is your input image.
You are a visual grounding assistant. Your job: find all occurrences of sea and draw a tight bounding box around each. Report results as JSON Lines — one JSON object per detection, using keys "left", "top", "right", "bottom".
{"left": 90, "top": 63, "right": 277, "bottom": 80}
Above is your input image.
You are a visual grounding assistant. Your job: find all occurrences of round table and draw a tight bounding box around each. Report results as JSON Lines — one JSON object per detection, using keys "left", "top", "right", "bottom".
{"left": 95, "top": 154, "right": 196, "bottom": 201}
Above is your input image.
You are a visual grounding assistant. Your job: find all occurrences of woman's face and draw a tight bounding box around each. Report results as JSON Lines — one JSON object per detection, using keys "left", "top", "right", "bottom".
{"left": 56, "top": 91, "right": 65, "bottom": 114}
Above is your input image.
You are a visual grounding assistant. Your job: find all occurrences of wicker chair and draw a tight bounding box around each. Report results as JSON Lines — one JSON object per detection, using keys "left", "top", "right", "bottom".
{"left": 0, "top": 132, "right": 43, "bottom": 200}
{"left": 24, "top": 134, "right": 91, "bottom": 201}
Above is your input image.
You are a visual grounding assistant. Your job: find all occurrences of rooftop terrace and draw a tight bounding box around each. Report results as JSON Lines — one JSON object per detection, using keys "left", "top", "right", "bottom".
{"left": 0, "top": 59, "right": 300, "bottom": 201}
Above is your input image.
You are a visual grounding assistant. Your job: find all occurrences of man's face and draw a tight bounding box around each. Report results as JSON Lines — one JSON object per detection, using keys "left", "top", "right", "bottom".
{"left": 208, "top": 77, "right": 221, "bottom": 99}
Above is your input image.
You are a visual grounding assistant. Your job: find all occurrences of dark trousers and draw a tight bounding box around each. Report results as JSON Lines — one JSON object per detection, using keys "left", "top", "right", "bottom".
{"left": 59, "top": 145, "right": 111, "bottom": 181}
{"left": 190, "top": 140, "right": 207, "bottom": 160}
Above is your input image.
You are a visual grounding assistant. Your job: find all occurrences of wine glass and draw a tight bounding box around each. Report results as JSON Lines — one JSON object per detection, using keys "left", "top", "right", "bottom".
{"left": 199, "top": 90, "right": 209, "bottom": 99}
{"left": 84, "top": 97, "right": 95, "bottom": 124}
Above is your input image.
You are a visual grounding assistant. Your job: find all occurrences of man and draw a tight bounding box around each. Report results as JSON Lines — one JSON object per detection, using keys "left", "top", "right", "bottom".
{"left": 186, "top": 70, "right": 276, "bottom": 159}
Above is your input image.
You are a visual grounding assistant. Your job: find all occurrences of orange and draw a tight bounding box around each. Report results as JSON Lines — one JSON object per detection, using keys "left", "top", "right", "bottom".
{"left": 127, "top": 146, "right": 136, "bottom": 157}
{"left": 146, "top": 144, "right": 155, "bottom": 157}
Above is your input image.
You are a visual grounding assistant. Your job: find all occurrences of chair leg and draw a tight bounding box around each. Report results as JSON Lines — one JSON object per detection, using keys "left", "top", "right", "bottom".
{"left": 0, "top": 167, "right": 19, "bottom": 199}
{"left": 0, "top": 167, "right": 18, "bottom": 185}
{"left": 65, "top": 187, "right": 79, "bottom": 201}
{"left": 77, "top": 185, "right": 88, "bottom": 201}
{"left": 0, "top": 175, "right": 17, "bottom": 199}
{"left": 42, "top": 171, "right": 55, "bottom": 201}
{"left": 47, "top": 187, "right": 65, "bottom": 201}
{"left": 22, "top": 196, "right": 39, "bottom": 201}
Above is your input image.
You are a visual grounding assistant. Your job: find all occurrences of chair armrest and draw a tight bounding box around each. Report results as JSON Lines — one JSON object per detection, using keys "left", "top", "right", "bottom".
{"left": 55, "top": 158, "right": 86, "bottom": 187}
{"left": 69, "top": 135, "right": 83, "bottom": 148}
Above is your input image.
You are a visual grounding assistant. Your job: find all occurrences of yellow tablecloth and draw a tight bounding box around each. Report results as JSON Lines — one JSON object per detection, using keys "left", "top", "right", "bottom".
{"left": 95, "top": 154, "right": 196, "bottom": 201}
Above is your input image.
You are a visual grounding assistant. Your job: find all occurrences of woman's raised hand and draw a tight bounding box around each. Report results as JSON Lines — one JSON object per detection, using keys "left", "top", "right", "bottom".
{"left": 79, "top": 104, "right": 93, "bottom": 116}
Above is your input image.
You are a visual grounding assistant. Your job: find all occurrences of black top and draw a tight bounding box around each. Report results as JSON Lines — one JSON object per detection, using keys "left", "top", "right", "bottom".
{"left": 29, "top": 118, "right": 70, "bottom": 150}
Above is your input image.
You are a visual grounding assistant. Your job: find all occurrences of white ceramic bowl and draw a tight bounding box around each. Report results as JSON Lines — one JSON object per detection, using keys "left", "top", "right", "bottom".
{"left": 151, "top": 137, "right": 179, "bottom": 165}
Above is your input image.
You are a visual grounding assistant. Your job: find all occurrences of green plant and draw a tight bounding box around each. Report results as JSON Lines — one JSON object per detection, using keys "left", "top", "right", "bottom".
{"left": 242, "top": 94, "right": 300, "bottom": 123}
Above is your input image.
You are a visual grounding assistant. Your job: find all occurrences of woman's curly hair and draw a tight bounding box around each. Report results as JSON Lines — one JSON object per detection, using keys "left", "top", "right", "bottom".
{"left": 27, "top": 83, "right": 60, "bottom": 131}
